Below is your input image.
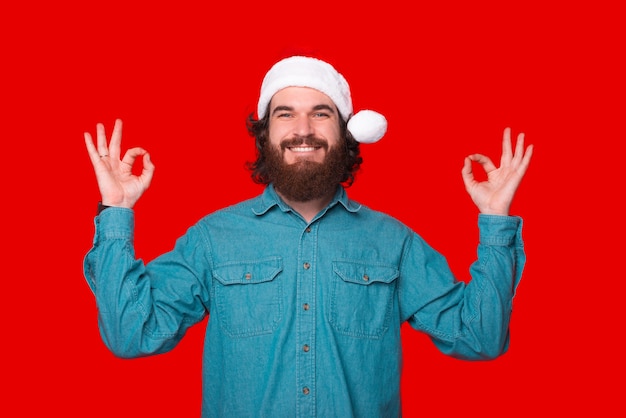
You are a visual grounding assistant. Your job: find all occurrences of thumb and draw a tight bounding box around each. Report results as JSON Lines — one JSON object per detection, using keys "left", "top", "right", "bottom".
{"left": 461, "top": 157, "right": 476, "bottom": 189}
{"left": 138, "top": 152, "right": 155, "bottom": 188}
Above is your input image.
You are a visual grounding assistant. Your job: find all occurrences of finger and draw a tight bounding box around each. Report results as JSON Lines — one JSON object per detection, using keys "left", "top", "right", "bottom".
{"left": 461, "top": 156, "right": 476, "bottom": 190}
{"left": 121, "top": 147, "right": 149, "bottom": 170}
{"left": 513, "top": 132, "right": 525, "bottom": 163}
{"left": 468, "top": 153, "right": 497, "bottom": 174}
{"left": 96, "top": 123, "right": 109, "bottom": 157}
{"left": 500, "top": 127, "right": 513, "bottom": 165}
{"left": 520, "top": 143, "right": 534, "bottom": 172}
{"left": 108, "top": 119, "right": 123, "bottom": 160}
{"left": 139, "top": 152, "right": 156, "bottom": 188}
{"left": 84, "top": 132, "right": 101, "bottom": 165}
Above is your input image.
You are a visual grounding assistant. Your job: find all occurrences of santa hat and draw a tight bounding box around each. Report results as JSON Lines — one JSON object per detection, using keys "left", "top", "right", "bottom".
{"left": 257, "top": 56, "right": 387, "bottom": 144}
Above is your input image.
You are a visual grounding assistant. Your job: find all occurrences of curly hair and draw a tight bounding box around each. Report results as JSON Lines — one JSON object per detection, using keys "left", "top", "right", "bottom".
{"left": 245, "top": 109, "right": 363, "bottom": 187}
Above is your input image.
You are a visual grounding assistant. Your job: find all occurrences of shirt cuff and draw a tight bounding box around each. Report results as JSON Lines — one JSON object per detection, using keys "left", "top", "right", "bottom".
{"left": 94, "top": 207, "right": 135, "bottom": 242}
{"left": 478, "top": 214, "right": 523, "bottom": 246}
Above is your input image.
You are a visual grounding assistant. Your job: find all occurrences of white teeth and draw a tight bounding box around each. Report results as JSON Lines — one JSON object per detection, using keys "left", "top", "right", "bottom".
{"left": 290, "top": 147, "right": 316, "bottom": 152}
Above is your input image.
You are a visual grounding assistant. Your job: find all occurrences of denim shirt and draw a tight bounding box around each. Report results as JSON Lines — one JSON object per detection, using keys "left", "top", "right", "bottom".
{"left": 84, "top": 185, "right": 525, "bottom": 417}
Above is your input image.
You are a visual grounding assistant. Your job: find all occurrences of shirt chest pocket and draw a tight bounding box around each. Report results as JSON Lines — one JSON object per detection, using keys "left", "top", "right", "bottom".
{"left": 329, "top": 261, "right": 399, "bottom": 339}
{"left": 213, "top": 257, "right": 283, "bottom": 338}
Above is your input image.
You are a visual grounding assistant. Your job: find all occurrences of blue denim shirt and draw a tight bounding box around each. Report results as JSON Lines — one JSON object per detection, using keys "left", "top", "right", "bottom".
{"left": 84, "top": 185, "right": 525, "bottom": 417}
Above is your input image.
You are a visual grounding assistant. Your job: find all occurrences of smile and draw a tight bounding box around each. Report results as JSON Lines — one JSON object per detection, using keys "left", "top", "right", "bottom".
{"left": 288, "top": 146, "right": 320, "bottom": 152}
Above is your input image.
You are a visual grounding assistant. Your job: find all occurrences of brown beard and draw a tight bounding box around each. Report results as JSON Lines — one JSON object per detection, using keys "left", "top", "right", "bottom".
{"left": 263, "top": 135, "right": 348, "bottom": 202}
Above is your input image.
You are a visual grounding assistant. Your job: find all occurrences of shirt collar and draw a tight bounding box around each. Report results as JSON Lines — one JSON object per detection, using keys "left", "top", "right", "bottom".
{"left": 251, "top": 184, "right": 361, "bottom": 216}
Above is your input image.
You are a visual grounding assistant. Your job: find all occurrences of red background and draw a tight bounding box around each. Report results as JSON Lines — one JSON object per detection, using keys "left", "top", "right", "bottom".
{"left": 2, "top": 1, "right": 624, "bottom": 416}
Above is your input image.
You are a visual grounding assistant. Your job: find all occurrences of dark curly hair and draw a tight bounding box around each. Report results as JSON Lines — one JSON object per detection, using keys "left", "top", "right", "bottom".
{"left": 245, "top": 109, "right": 363, "bottom": 186}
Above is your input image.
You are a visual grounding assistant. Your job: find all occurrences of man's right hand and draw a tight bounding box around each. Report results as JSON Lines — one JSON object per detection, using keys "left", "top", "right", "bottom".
{"left": 84, "top": 119, "right": 155, "bottom": 209}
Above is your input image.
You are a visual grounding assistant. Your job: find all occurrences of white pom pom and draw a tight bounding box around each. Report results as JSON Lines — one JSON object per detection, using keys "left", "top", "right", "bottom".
{"left": 347, "top": 110, "right": 387, "bottom": 144}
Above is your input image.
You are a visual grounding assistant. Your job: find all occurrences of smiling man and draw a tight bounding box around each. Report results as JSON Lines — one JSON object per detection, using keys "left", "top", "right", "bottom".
{"left": 83, "top": 55, "right": 533, "bottom": 417}
{"left": 258, "top": 86, "right": 351, "bottom": 219}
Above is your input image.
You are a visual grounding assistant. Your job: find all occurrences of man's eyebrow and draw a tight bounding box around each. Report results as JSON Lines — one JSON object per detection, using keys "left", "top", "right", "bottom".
{"left": 271, "top": 105, "right": 294, "bottom": 116}
{"left": 271, "top": 104, "right": 337, "bottom": 116}
{"left": 312, "top": 104, "right": 336, "bottom": 114}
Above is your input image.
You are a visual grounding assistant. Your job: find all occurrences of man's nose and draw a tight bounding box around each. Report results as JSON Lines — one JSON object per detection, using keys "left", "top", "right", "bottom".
{"left": 293, "top": 117, "right": 314, "bottom": 136}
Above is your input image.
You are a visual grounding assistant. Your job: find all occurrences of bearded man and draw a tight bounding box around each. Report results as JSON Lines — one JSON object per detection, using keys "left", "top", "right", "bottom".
{"left": 83, "top": 56, "right": 533, "bottom": 417}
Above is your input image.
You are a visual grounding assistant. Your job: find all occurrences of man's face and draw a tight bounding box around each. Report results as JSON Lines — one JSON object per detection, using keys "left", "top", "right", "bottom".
{"left": 263, "top": 87, "right": 347, "bottom": 202}
{"left": 268, "top": 87, "right": 342, "bottom": 165}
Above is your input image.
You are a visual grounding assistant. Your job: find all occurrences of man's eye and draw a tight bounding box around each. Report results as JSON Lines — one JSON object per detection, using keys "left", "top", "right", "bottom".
{"left": 277, "top": 113, "right": 293, "bottom": 118}
{"left": 313, "top": 112, "right": 329, "bottom": 118}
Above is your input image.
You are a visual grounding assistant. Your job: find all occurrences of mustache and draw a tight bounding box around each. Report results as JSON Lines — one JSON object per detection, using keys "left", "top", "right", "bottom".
{"left": 280, "top": 135, "right": 329, "bottom": 151}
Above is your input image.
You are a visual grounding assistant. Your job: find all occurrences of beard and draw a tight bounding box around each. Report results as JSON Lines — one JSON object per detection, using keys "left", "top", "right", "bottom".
{"left": 263, "top": 135, "right": 348, "bottom": 202}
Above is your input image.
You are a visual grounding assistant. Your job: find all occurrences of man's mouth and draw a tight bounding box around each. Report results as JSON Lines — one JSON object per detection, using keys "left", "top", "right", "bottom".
{"left": 282, "top": 136, "right": 328, "bottom": 153}
{"left": 287, "top": 145, "right": 321, "bottom": 153}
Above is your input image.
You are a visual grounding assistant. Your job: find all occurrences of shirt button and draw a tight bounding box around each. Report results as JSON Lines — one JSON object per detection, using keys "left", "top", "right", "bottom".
{"left": 303, "top": 262, "right": 310, "bottom": 270}
{"left": 302, "top": 387, "right": 310, "bottom": 395}
{"left": 303, "top": 344, "right": 310, "bottom": 352}
{"left": 305, "top": 227, "right": 311, "bottom": 233}
{"left": 245, "top": 273, "right": 252, "bottom": 280}
{"left": 363, "top": 274, "right": 369, "bottom": 281}
{"left": 303, "top": 303, "right": 310, "bottom": 311}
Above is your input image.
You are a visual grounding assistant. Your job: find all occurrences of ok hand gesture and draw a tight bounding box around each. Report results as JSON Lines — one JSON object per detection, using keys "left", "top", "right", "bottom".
{"left": 461, "top": 127, "right": 533, "bottom": 216}
{"left": 84, "top": 119, "right": 155, "bottom": 209}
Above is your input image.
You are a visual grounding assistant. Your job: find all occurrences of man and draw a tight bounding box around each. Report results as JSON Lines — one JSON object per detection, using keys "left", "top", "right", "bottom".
{"left": 84, "top": 56, "right": 533, "bottom": 417}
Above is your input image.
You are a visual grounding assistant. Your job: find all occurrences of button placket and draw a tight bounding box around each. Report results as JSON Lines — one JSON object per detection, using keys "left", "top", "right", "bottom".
{"left": 296, "top": 223, "right": 316, "bottom": 413}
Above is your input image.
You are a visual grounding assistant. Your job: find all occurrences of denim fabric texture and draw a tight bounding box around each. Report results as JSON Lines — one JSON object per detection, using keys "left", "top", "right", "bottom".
{"left": 84, "top": 185, "right": 525, "bottom": 417}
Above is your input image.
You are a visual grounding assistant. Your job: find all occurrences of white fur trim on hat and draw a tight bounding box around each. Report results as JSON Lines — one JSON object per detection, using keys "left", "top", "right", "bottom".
{"left": 257, "top": 56, "right": 387, "bottom": 143}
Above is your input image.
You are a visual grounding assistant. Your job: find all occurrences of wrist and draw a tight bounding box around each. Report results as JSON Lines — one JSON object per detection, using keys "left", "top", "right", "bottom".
{"left": 97, "top": 201, "right": 111, "bottom": 215}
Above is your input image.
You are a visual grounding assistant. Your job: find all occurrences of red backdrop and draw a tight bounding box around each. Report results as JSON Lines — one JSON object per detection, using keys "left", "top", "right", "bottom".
{"left": 2, "top": 1, "right": 624, "bottom": 416}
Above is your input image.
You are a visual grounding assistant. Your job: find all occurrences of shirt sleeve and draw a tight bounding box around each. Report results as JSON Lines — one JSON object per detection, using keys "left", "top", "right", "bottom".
{"left": 400, "top": 214, "right": 525, "bottom": 360}
{"left": 83, "top": 208, "right": 210, "bottom": 358}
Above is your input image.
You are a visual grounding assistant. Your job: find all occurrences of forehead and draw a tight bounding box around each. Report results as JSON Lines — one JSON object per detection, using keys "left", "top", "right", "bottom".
{"left": 270, "top": 86, "right": 336, "bottom": 110}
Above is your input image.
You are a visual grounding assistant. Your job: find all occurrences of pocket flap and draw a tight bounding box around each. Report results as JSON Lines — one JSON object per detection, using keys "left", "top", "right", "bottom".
{"left": 333, "top": 261, "right": 399, "bottom": 285}
{"left": 214, "top": 257, "right": 283, "bottom": 285}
